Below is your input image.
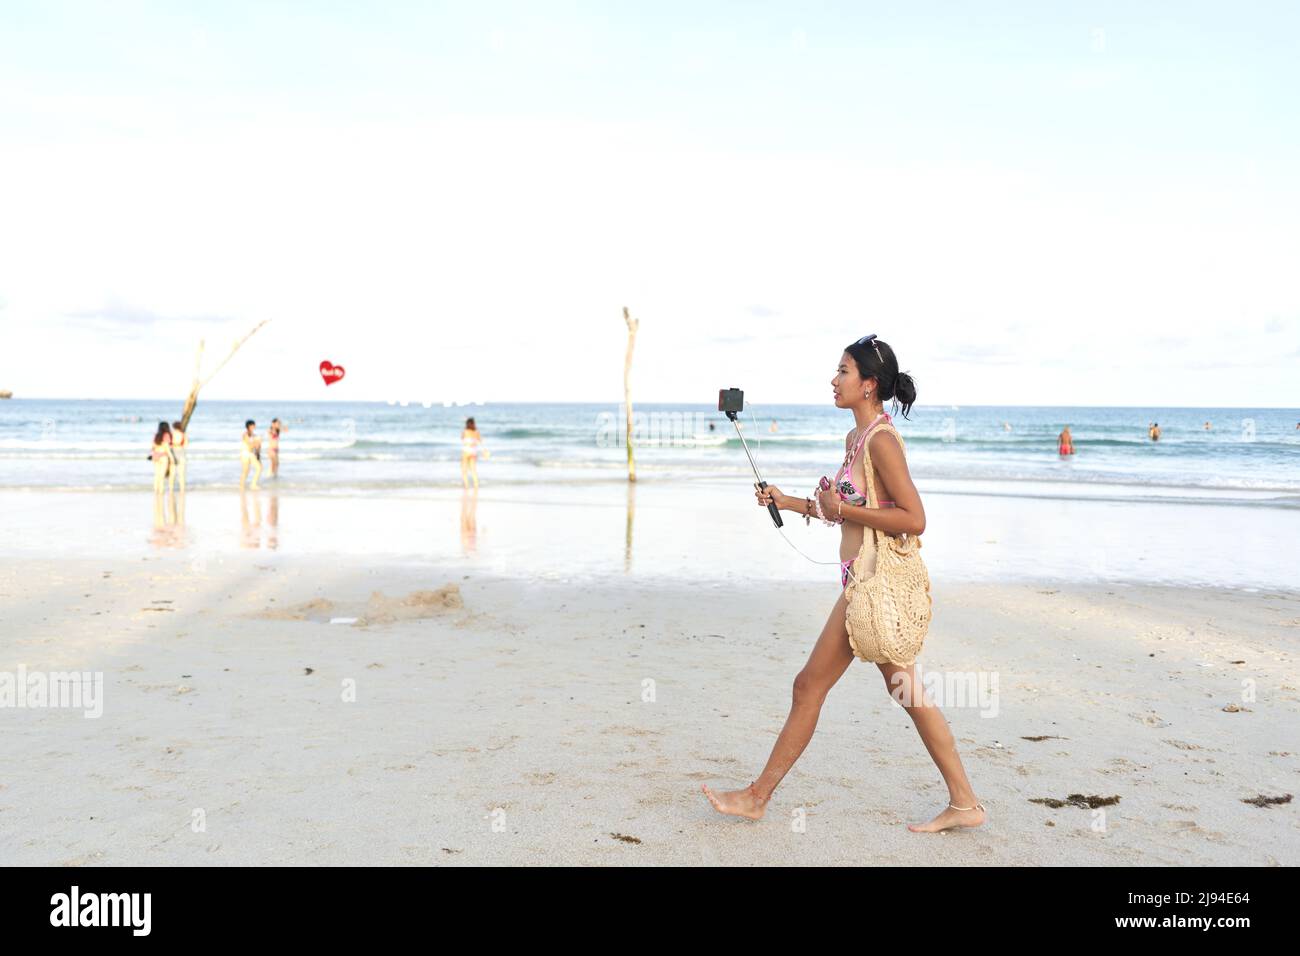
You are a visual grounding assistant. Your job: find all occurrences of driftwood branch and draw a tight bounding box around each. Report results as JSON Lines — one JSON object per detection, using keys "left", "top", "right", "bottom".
{"left": 623, "top": 306, "right": 639, "bottom": 483}
{"left": 178, "top": 319, "right": 271, "bottom": 432}
{"left": 201, "top": 319, "right": 271, "bottom": 389}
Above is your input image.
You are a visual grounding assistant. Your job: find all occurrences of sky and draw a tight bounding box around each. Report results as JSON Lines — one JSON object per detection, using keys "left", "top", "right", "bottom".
{"left": 1, "top": 0, "right": 1297, "bottom": 407}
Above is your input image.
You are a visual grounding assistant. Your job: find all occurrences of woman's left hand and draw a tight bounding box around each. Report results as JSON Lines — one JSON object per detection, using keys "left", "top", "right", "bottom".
{"left": 817, "top": 486, "right": 840, "bottom": 521}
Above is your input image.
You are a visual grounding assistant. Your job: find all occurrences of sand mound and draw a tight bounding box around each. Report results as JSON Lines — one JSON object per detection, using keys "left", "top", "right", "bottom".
{"left": 249, "top": 586, "right": 462, "bottom": 626}
{"left": 356, "top": 586, "right": 463, "bottom": 625}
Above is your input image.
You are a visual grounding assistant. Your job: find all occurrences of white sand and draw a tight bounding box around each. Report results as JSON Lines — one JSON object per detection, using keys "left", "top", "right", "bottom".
{"left": 2, "top": 547, "right": 1297, "bottom": 865}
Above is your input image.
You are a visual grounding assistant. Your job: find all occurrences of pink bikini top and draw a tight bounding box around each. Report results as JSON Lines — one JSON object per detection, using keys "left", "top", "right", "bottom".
{"left": 835, "top": 413, "right": 896, "bottom": 507}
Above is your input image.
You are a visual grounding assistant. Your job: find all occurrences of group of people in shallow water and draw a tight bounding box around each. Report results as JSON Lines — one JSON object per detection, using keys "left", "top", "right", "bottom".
{"left": 148, "top": 417, "right": 285, "bottom": 493}
{"left": 150, "top": 416, "right": 487, "bottom": 491}
{"left": 162, "top": 413, "right": 1211, "bottom": 494}
{"left": 155, "top": 411, "right": 1220, "bottom": 495}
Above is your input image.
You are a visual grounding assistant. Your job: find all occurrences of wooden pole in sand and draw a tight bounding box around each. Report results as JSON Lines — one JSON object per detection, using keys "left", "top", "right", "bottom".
{"left": 178, "top": 319, "right": 271, "bottom": 432}
{"left": 622, "top": 306, "right": 638, "bottom": 482}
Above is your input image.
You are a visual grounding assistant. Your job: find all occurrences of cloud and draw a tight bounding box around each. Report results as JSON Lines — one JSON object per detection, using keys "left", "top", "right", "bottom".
{"left": 929, "top": 341, "right": 1019, "bottom": 365}
{"left": 65, "top": 301, "right": 165, "bottom": 327}
{"left": 59, "top": 301, "right": 237, "bottom": 339}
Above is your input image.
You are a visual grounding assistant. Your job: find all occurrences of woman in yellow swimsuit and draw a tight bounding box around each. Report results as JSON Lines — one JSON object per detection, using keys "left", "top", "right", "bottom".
{"left": 702, "top": 334, "right": 985, "bottom": 833}
{"left": 240, "top": 419, "right": 262, "bottom": 491}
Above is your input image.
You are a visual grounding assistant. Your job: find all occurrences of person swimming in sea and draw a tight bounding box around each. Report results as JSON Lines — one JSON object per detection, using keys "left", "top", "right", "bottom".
{"left": 1149, "top": 422, "right": 1161, "bottom": 442}
{"left": 1058, "top": 425, "right": 1075, "bottom": 456}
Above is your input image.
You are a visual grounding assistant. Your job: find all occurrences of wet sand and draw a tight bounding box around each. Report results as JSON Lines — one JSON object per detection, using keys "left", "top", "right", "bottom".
{"left": 3, "top": 484, "right": 1299, "bottom": 592}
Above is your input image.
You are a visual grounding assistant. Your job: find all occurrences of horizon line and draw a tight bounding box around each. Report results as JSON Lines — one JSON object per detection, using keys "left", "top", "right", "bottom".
{"left": 3, "top": 397, "right": 1298, "bottom": 412}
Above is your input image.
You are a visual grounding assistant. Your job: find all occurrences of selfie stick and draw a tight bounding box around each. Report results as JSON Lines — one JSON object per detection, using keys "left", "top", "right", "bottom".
{"left": 724, "top": 408, "right": 782, "bottom": 528}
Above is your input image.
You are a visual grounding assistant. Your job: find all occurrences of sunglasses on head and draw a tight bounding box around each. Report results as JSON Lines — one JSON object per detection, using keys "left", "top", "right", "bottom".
{"left": 856, "top": 333, "right": 883, "bottom": 362}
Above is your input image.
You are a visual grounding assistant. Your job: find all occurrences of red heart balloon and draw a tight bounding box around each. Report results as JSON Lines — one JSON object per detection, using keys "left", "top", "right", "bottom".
{"left": 320, "top": 360, "right": 346, "bottom": 386}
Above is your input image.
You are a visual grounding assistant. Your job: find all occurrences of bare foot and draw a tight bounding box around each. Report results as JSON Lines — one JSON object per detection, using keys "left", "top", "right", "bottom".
{"left": 701, "top": 783, "right": 767, "bottom": 820}
{"left": 907, "top": 802, "right": 987, "bottom": 833}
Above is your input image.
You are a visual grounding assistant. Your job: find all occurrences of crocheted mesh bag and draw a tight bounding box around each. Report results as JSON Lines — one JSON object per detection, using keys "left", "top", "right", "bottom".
{"left": 843, "top": 423, "right": 932, "bottom": 665}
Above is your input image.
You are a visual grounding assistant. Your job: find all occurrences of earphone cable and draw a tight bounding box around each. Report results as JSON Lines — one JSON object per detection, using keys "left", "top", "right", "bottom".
{"left": 743, "top": 403, "right": 842, "bottom": 568}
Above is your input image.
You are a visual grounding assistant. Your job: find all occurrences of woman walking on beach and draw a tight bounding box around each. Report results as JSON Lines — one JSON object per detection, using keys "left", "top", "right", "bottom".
{"left": 150, "top": 421, "right": 174, "bottom": 496}
{"left": 702, "top": 335, "right": 985, "bottom": 833}
{"left": 460, "top": 417, "right": 485, "bottom": 490}
{"left": 240, "top": 419, "right": 262, "bottom": 491}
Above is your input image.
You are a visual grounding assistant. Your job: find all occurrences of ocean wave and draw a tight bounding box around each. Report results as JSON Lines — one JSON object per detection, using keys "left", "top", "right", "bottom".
{"left": 347, "top": 437, "right": 452, "bottom": 448}
{"left": 534, "top": 459, "right": 626, "bottom": 470}
{"left": 724, "top": 432, "right": 848, "bottom": 443}
{"left": 0, "top": 439, "right": 155, "bottom": 451}
{"left": 0, "top": 438, "right": 357, "bottom": 453}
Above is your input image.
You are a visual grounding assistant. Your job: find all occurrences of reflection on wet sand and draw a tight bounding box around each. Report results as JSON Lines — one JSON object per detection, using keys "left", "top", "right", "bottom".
{"left": 460, "top": 488, "right": 478, "bottom": 555}
{"left": 625, "top": 481, "right": 635, "bottom": 572}
{"left": 150, "top": 489, "right": 187, "bottom": 549}
{"left": 239, "top": 489, "right": 279, "bottom": 549}
{"left": 267, "top": 492, "right": 279, "bottom": 549}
